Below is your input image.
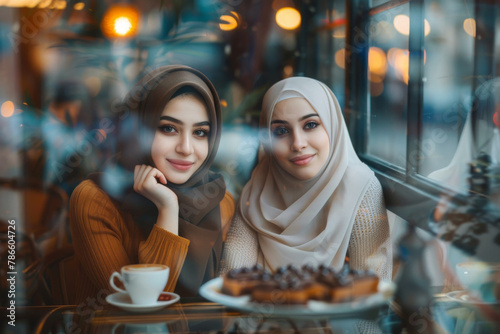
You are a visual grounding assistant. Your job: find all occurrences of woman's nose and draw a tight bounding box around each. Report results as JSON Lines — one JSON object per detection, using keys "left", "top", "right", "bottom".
{"left": 291, "top": 131, "right": 307, "bottom": 152}
{"left": 176, "top": 133, "right": 194, "bottom": 155}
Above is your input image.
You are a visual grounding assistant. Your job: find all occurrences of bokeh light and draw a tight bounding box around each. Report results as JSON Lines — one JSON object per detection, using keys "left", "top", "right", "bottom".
{"left": 393, "top": 15, "right": 430, "bottom": 36}
{"left": 74, "top": 2, "right": 85, "bottom": 10}
{"left": 276, "top": 7, "right": 301, "bottom": 30}
{"left": 393, "top": 15, "right": 410, "bottom": 35}
{"left": 463, "top": 18, "right": 476, "bottom": 37}
{"left": 101, "top": 5, "right": 140, "bottom": 39}
{"left": 219, "top": 12, "right": 239, "bottom": 31}
{"left": 283, "top": 65, "right": 294, "bottom": 77}
{"left": 1, "top": 101, "right": 15, "bottom": 118}
{"left": 368, "top": 47, "right": 387, "bottom": 76}
{"left": 334, "top": 49, "right": 345, "bottom": 69}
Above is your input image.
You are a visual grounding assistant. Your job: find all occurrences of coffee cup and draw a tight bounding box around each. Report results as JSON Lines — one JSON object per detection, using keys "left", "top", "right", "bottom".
{"left": 456, "top": 261, "right": 500, "bottom": 303}
{"left": 109, "top": 264, "right": 169, "bottom": 305}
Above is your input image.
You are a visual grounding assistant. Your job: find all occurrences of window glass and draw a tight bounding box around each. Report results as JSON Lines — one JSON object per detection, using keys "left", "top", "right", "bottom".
{"left": 422, "top": 0, "right": 487, "bottom": 194}
{"left": 366, "top": 4, "right": 409, "bottom": 168}
{"left": 372, "top": 0, "right": 394, "bottom": 7}
{"left": 315, "top": 0, "right": 346, "bottom": 108}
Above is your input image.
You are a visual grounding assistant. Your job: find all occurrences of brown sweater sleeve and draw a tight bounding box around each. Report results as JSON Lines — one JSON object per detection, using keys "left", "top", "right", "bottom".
{"left": 138, "top": 225, "right": 189, "bottom": 292}
{"left": 70, "top": 180, "right": 190, "bottom": 293}
{"left": 220, "top": 191, "right": 236, "bottom": 241}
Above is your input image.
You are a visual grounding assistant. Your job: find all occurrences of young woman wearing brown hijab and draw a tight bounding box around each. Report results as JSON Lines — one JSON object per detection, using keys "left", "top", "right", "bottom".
{"left": 69, "top": 65, "right": 235, "bottom": 303}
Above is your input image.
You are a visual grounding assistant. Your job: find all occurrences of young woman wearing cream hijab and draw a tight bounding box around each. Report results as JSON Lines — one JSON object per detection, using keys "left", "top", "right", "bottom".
{"left": 221, "top": 77, "right": 392, "bottom": 280}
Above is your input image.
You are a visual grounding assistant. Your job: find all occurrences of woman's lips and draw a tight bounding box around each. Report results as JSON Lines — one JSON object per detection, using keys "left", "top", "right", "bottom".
{"left": 168, "top": 159, "right": 194, "bottom": 171}
{"left": 290, "top": 154, "right": 314, "bottom": 166}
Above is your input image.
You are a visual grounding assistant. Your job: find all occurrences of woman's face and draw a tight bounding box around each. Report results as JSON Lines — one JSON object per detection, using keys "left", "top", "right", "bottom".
{"left": 151, "top": 95, "right": 210, "bottom": 184}
{"left": 270, "top": 97, "right": 330, "bottom": 180}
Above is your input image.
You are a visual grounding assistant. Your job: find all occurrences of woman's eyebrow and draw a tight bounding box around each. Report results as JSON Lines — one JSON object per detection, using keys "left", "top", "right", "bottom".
{"left": 270, "top": 114, "right": 319, "bottom": 125}
{"left": 160, "top": 116, "right": 210, "bottom": 127}
{"left": 160, "top": 115, "right": 182, "bottom": 124}
{"left": 300, "top": 113, "right": 319, "bottom": 121}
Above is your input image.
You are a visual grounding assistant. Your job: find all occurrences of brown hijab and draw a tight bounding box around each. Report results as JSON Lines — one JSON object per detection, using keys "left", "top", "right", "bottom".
{"left": 92, "top": 65, "right": 226, "bottom": 296}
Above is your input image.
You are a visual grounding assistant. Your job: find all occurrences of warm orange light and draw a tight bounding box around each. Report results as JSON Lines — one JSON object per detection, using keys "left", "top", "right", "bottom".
{"left": 220, "top": 100, "right": 228, "bottom": 107}
{"left": 388, "top": 48, "right": 409, "bottom": 84}
{"left": 368, "top": 47, "right": 387, "bottom": 77}
{"left": 101, "top": 5, "right": 140, "bottom": 39}
{"left": 394, "top": 50, "right": 409, "bottom": 85}
{"left": 369, "top": 73, "right": 384, "bottom": 83}
{"left": 334, "top": 49, "right": 345, "bottom": 69}
{"left": 463, "top": 18, "right": 476, "bottom": 37}
{"left": 220, "top": 11, "right": 239, "bottom": 31}
{"left": 74, "top": 2, "right": 85, "bottom": 10}
{"left": 276, "top": 7, "right": 301, "bottom": 30}
{"left": 1, "top": 101, "right": 15, "bottom": 118}
{"left": 283, "top": 65, "right": 294, "bottom": 77}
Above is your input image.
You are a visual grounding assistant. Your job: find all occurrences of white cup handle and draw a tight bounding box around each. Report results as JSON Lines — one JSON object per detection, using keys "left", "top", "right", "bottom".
{"left": 109, "top": 272, "right": 127, "bottom": 294}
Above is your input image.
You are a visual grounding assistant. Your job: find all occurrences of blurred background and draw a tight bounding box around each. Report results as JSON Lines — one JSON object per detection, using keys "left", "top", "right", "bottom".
{"left": 0, "top": 0, "right": 499, "bottom": 314}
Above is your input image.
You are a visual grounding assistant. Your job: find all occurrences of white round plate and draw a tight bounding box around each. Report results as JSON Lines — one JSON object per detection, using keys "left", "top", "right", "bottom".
{"left": 446, "top": 291, "right": 500, "bottom": 305}
{"left": 199, "top": 277, "right": 395, "bottom": 319}
{"left": 106, "top": 291, "right": 180, "bottom": 313}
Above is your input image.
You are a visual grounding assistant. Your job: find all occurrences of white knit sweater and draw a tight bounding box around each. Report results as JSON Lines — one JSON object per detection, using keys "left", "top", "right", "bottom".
{"left": 220, "top": 176, "right": 393, "bottom": 281}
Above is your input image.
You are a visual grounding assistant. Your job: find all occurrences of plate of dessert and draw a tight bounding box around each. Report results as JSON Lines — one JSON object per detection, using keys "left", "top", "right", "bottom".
{"left": 199, "top": 264, "right": 395, "bottom": 318}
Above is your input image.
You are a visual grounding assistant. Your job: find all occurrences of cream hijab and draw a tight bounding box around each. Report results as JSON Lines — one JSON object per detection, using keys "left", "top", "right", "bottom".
{"left": 239, "top": 77, "right": 374, "bottom": 271}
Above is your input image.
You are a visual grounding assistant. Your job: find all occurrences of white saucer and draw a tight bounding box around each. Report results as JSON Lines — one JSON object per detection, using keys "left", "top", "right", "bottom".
{"left": 106, "top": 291, "right": 180, "bottom": 313}
{"left": 446, "top": 290, "right": 500, "bottom": 305}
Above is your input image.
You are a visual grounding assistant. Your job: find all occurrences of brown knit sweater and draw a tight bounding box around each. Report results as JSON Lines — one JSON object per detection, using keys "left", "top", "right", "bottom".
{"left": 68, "top": 179, "right": 235, "bottom": 304}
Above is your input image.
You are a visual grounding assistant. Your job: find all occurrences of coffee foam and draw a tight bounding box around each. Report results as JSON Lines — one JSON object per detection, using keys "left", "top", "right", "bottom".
{"left": 123, "top": 264, "right": 168, "bottom": 272}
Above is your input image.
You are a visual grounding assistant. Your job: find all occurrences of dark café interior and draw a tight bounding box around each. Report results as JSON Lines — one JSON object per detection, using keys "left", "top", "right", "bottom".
{"left": 1, "top": 0, "right": 500, "bottom": 333}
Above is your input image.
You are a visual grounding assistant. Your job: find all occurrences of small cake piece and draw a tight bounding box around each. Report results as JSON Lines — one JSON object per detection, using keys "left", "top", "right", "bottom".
{"left": 350, "top": 269, "right": 379, "bottom": 298}
{"left": 303, "top": 265, "right": 330, "bottom": 300}
{"left": 251, "top": 273, "right": 312, "bottom": 305}
{"left": 222, "top": 264, "right": 267, "bottom": 296}
{"left": 317, "top": 268, "right": 354, "bottom": 302}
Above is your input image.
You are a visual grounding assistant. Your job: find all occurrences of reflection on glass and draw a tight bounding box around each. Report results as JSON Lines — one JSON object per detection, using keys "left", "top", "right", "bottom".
{"left": 367, "top": 4, "right": 409, "bottom": 168}
{"left": 428, "top": 78, "right": 500, "bottom": 192}
{"left": 419, "top": 0, "right": 475, "bottom": 179}
{"left": 316, "top": 0, "right": 346, "bottom": 108}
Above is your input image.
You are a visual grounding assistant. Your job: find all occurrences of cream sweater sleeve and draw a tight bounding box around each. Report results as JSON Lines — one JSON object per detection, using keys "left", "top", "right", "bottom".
{"left": 348, "top": 176, "right": 393, "bottom": 281}
{"left": 219, "top": 211, "right": 259, "bottom": 275}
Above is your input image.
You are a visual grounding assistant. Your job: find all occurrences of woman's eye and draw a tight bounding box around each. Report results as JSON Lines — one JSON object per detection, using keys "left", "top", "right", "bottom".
{"left": 304, "top": 121, "right": 319, "bottom": 130}
{"left": 272, "top": 127, "right": 289, "bottom": 137}
{"left": 158, "top": 125, "right": 176, "bottom": 133}
{"left": 194, "top": 129, "right": 209, "bottom": 137}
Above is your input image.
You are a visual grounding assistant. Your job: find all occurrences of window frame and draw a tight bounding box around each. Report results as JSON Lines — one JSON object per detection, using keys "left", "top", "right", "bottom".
{"left": 345, "top": 0, "right": 497, "bottom": 231}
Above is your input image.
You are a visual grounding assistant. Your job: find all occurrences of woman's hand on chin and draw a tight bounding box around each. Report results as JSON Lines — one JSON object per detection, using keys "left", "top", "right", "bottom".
{"left": 133, "top": 164, "right": 178, "bottom": 210}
